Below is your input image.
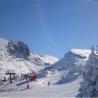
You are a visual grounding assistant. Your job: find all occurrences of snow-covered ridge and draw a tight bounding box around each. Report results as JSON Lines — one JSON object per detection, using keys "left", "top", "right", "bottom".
{"left": 40, "top": 55, "right": 59, "bottom": 65}
{"left": 53, "top": 48, "right": 92, "bottom": 74}
{"left": 0, "top": 38, "right": 8, "bottom": 46}
{"left": 70, "top": 49, "right": 91, "bottom": 58}
{"left": 28, "top": 53, "right": 59, "bottom": 66}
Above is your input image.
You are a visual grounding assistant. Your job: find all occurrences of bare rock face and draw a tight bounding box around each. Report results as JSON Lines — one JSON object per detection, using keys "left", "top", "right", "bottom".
{"left": 7, "top": 40, "right": 30, "bottom": 59}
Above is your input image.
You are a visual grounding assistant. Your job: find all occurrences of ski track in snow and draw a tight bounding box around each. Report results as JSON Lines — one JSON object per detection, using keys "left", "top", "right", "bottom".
{"left": 0, "top": 77, "right": 82, "bottom": 98}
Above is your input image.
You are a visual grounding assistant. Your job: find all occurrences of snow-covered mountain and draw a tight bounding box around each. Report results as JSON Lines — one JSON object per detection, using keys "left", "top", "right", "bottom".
{"left": 53, "top": 49, "right": 91, "bottom": 73}
{"left": 0, "top": 38, "right": 58, "bottom": 78}
{"left": 40, "top": 55, "right": 59, "bottom": 65}
{"left": 28, "top": 53, "right": 58, "bottom": 66}
{"left": 0, "top": 38, "right": 94, "bottom": 85}
{"left": 0, "top": 38, "right": 95, "bottom": 97}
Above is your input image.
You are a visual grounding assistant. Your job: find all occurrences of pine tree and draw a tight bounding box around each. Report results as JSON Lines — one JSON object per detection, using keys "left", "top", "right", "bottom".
{"left": 78, "top": 46, "right": 98, "bottom": 97}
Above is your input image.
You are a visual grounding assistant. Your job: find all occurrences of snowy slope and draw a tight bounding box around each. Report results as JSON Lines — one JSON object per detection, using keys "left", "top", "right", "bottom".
{"left": 0, "top": 38, "right": 39, "bottom": 77}
{"left": 70, "top": 49, "right": 91, "bottom": 58}
{"left": 28, "top": 53, "right": 58, "bottom": 66}
{"left": 40, "top": 55, "right": 59, "bottom": 65}
{"left": 0, "top": 38, "right": 58, "bottom": 78}
{"left": 0, "top": 75, "right": 82, "bottom": 97}
{"left": 53, "top": 49, "right": 91, "bottom": 73}
{"left": 0, "top": 38, "right": 89, "bottom": 97}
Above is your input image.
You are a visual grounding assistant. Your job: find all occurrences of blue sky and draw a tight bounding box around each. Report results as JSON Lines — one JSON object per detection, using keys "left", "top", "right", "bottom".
{"left": 0, "top": 0, "right": 98, "bottom": 57}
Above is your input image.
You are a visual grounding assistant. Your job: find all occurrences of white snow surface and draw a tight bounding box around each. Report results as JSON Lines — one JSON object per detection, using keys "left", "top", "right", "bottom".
{"left": 53, "top": 48, "right": 92, "bottom": 73}
{"left": 0, "top": 38, "right": 87, "bottom": 97}
{"left": 40, "top": 55, "right": 59, "bottom": 64}
{"left": 0, "top": 38, "right": 59, "bottom": 77}
{"left": 0, "top": 75, "right": 82, "bottom": 98}
{"left": 29, "top": 53, "right": 59, "bottom": 66}
{"left": 70, "top": 49, "right": 91, "bottom": 58}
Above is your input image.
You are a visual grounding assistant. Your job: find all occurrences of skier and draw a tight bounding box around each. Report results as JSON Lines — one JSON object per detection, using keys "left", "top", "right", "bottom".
{"left": 27, "top": 84, "right": 30, "bottom": 89}
{"left": 48, "top": 81, "right": 50, "bottom": 87}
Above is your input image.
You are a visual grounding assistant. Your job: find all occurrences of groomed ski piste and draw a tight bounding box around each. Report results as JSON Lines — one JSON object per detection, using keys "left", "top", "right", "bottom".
{"left": 0, "top": 72, "right": 82, "bottom": 98}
